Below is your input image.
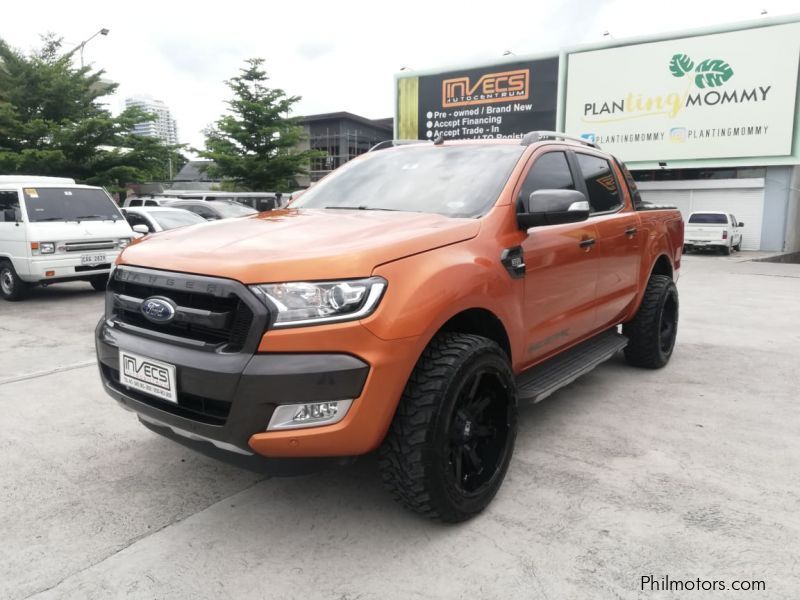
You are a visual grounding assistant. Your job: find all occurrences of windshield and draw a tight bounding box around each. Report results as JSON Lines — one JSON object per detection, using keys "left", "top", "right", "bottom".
{"left": 293, "top": 144, "right": 525, "bottom": 218}
{"left": 151, "top": 210, "right": 207, "bottom": 230}
{"left": 213, "top": 202, "right": 258, "bottom": 217}
{"left": 689, "top": 213, "right": 727, "bottom": 224}
{"left": 23, "top": 187, "right": 122, "bottom": 222}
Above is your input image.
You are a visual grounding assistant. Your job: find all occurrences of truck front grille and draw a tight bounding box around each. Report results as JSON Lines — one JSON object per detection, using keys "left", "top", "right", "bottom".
{"left": 65, "top": 240, "right": 117, "bottom": 252}
{"left": 108, "top": 267, "right": 258, "bottom": 352}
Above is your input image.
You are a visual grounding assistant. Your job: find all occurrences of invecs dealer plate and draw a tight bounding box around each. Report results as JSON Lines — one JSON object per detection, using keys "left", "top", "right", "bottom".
{"left": 119, "top": 351, "right": 177, "bottom": 403}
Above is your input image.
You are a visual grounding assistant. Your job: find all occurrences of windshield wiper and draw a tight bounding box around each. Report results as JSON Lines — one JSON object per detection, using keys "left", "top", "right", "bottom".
{"left": 34, "top": 217, "right": 75, "bottom": 222}
{"left": 324, "top": 205, "right": 403, "bottom": 212}
{"left": 75, "top": 214, "right": 116, "bottom": 221}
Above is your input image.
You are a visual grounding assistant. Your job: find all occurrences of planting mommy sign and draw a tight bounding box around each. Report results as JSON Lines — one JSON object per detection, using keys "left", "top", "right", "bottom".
{"left": 564, "top": 22, "right": 800, "bottom": 162}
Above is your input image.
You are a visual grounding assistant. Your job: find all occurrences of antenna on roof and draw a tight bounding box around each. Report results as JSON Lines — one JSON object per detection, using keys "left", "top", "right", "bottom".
{"left": 433, "top": 133, "right": 445, "bottom": 145}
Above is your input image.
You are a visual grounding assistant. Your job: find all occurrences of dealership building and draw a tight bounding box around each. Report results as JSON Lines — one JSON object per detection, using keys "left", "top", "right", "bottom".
{"left": 396, "top": 15, "right": 800, "bottom": 252}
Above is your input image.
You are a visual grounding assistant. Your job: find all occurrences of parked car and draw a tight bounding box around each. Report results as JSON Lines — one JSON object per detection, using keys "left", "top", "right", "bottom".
{"left": 124, "top": 191, "right": 281, "bottom": 212}
{"left": 165, "top": 199, "right": 257, "bottom": 221}
{"left": 122, "top": 196, "right": 172, "bottom": 208}
{"left": 121, "top": 207, "right": 207, "bottom": 237}
{"left": 96, "top": 132, "right": 683, "bottom": 521}
{"left": 684, "top": 211, "right": 744, "bottom": 255}
{"left": 0, "top": 176, "right": 134, "bottom": 300}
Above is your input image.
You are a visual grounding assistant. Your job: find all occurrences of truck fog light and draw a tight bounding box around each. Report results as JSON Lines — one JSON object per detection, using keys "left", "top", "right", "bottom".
{"left": 266, "top": 399, "right": 353, "bottom": 431}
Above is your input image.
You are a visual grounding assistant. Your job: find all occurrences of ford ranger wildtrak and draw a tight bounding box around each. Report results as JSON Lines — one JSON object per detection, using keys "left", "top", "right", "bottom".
{"left": 95, "top": 132, "right": 684, "bottom": 521}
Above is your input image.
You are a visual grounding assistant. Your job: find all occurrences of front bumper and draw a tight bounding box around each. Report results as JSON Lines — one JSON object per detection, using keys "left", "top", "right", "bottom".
{"left": 22, "top": 252, "right": 119, "bottom": 283}
{"left": 96, "top": 320, "right": 370, "bottom": 455}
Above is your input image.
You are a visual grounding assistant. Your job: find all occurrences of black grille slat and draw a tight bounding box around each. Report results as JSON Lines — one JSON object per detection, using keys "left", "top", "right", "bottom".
{"left": 109, "top": 270, "right": 254, "bottom": 351}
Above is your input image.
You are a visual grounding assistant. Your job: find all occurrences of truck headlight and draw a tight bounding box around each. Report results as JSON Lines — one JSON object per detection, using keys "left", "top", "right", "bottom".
{"left": 118, "top": 238, "right": 132, "bottom": 249}
{"left": 250, "top": 277, "right": 386, "bottom": 327}
{"left": 39, "top": 242, "right": 55, "bottom": 254}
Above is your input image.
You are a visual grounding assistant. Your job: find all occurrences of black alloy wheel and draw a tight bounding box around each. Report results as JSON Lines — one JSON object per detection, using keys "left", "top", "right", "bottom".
{"left": 446, "top": 368, "right": 514, "bottom": 496}
{"left": 380, "top": 332, "right": 518, "bottom": 522}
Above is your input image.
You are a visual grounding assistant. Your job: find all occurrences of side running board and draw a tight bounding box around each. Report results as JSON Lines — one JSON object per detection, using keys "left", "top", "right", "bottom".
{"left": 516, "top": 329, "right": 628, "bottom": 404}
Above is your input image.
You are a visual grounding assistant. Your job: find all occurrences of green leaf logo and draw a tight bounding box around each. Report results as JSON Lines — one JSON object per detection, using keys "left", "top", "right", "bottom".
{"left": 669, "top": 53, "right": 694, "bottom": 77}
{"left": 693, "top": 59, "right": 734, "bottom": 88}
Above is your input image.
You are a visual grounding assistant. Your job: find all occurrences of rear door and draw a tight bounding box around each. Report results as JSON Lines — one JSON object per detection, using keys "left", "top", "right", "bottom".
{"left": 571, "top": 151, "right": 641, "bottom": 329}
{"left": 518, "top": 148, "right": 601, "bottom": 364}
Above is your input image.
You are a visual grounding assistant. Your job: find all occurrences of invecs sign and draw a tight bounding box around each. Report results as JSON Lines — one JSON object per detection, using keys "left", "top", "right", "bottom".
{"left": 442, "top": 69, "right": 529, "bottom": 108}
{"left": 398, "top": 57, "right": 558, "bottom": 141}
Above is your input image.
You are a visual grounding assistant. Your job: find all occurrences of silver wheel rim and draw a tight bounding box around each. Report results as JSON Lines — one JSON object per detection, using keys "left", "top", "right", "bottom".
{"left": 1, "top": 269, "right": 14, "bottom": 295}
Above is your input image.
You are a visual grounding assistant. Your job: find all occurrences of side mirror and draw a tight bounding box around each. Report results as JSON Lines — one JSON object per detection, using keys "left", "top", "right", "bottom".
{"left": 738, "top": 221, "right": 745, "bottom": 227}
{"left": 3, "top": 209, "right": 19, "bottom": 223}
{"left": 517, "top": 189, "right": 590, "bottom": 229}
{"left": 132, "top": 224, "right": 150, "bottom": 235}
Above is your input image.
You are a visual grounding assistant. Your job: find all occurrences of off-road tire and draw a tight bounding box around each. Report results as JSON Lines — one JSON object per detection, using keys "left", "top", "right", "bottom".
{"left": 733, "top": 241, "right": 741, "bottom": 252}
{"left": 623, "top": 274, "right": 678, "bottom": 369}
{"left": 379, "top": 332, "right": 517, "bottom": 522}
{"left": 720, "top": 245, "right": 731, "bottom": 256}
{"left": 90, "top": 276, "right": 108, "bottom": 291}
{"left": 0, "top": 260, "right": 29, "bottom": 301}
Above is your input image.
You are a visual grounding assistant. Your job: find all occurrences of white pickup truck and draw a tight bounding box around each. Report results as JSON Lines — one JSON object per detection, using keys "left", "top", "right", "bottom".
{"left": 684, "top": 211, "right": 744, "bottom": 255}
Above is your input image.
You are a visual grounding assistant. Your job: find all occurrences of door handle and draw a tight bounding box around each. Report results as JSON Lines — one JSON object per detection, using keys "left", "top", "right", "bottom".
{"left": 625, "top": 226, "right": 638, "bottom": 237}
{"left": 579, "top": 238, "right": 596, "bottom": 249}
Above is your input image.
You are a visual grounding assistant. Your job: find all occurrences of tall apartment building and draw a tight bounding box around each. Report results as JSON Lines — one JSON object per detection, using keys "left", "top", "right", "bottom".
{"left": 124, "top": 95, "right": 179, "bottom": 145}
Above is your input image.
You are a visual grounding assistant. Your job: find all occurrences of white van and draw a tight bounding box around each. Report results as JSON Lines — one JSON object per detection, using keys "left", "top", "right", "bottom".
{"left": 0, "top": 176, "right": 134, "bottom": 300}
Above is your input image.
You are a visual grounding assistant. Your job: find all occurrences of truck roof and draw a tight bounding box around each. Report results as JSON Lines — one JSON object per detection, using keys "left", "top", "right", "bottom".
{"left": 0, "top": 175, "right": 77, "bottom": 185}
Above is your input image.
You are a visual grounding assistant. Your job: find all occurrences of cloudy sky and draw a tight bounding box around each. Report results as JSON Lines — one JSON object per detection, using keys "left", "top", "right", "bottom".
{"left": 3, "top": 0, "right": 798, "bottom": 151}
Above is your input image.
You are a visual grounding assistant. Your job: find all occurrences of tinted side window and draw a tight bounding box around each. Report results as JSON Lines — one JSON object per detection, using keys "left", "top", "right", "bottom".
{"left": 518, "top": 152, "right": 575, "bottom": 210}
{"left": 615, "top": 158, "right": 643, "bottom": 209}
{"left": 576, "top": 154, "right": 622, "bottom": 213}
{"left": 0, "top": 191, "right": 21, "bottom": 221}
{"left": 129, "top": 199, "right": 142, "bottom": 207}
{"left": 183, "top": 204, "right": 216, "bottom": 219}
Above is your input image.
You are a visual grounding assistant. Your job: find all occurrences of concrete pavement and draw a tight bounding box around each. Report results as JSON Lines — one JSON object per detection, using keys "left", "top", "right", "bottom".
{"left": 1, "top": 253, "right": 798, "bottom": 599}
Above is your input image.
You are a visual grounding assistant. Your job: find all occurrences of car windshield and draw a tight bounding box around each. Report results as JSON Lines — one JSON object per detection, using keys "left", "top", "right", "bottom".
{"left": 150, "top": 210, "right": 207, "bottom": 230}
{"left": 689, "top": 213, "right": 727, "bottom": 224}
{"left": 23, "top": 187, "right": 122, "bottom": 222}
{"left": 293, "top": 144, "right": 526, "bottom": 218}
{"left": 213, "top": 202, "right": 258, "bottom": 217}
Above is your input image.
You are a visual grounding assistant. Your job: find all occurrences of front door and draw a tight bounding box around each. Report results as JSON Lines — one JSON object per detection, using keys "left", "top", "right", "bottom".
{"left": 0, "top": 189, "right": 28, "bottom": 276}
{"left": 517, "top": 149, "right": 601, "bottom": 366}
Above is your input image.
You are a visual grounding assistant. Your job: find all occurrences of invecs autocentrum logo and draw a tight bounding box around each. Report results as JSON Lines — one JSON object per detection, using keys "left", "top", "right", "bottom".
{"left": 442, "top": 69, "right": 529, "bottom": 108}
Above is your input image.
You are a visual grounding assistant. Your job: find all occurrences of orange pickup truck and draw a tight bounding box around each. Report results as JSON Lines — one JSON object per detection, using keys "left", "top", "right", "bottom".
{"left": 95, "top": 132, "right": 684, "bottom": 521}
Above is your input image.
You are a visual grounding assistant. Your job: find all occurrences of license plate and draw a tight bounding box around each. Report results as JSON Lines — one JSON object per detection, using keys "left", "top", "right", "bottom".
{"left": 81, "top": 253, "right": 107, "bottom": 265}
{"left": 119, "top": 351, "right": 177, "bottom": 403}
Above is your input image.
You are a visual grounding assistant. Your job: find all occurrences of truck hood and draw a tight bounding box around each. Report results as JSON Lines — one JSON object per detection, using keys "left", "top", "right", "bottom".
{"left": 119, "top": 208, "right": 481, "bottom": 283}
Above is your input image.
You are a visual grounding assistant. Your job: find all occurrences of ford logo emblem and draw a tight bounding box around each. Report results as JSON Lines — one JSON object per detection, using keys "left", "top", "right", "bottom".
{"left": 140, "top": 296, "right": 177, "bottom": 324}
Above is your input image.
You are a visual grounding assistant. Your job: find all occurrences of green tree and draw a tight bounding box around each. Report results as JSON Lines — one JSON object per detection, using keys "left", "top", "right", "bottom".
{"left": 199, "top": 58, "right": 318, "bottom": 191}
{"left": 0, "top": 34, "right": 185, "bottom": 194}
